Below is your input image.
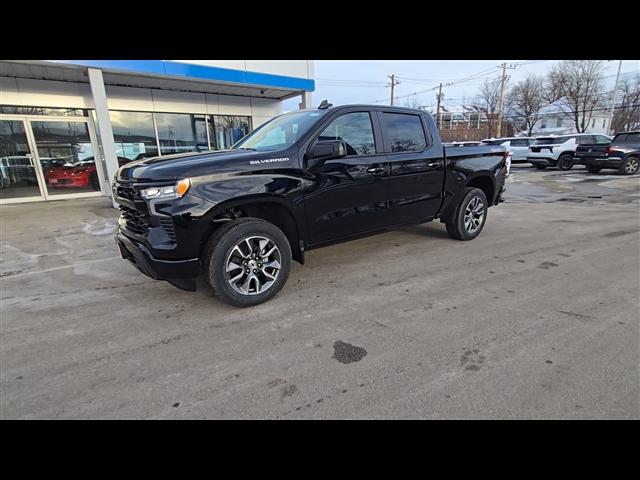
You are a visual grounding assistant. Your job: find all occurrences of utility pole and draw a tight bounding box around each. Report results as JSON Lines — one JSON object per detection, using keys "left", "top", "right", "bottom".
{"left": 387, "top": 74, "right": 400, "bottom": 106}
{"left": 607, "top": 60, "right": 623, "bottom": 135}
{"left": 496, "top": 62, "right": 516, "bottom": 138}
{"left": 436, "top": 83, "right": 443, "bottom": 129}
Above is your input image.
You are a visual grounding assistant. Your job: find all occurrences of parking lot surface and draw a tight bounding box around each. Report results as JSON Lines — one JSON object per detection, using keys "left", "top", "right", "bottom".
{"left": 1, "top": 165, "right": 639, "bottom": 419}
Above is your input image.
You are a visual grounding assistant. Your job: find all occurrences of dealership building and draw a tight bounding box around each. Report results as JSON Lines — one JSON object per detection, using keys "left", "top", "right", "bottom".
{"left": 0, "top": 60, "right": 315, "bottom": 204}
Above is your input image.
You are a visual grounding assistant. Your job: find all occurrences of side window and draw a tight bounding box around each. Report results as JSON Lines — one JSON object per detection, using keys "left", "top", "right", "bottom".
{"left": 381, "top": 113, "right": 428, "bottom": 153}
{"left": 316, "top": 112, "right": 376, "bottom": 156}
{"left": 511, "top": 139, "right": 527, "bottom": 147}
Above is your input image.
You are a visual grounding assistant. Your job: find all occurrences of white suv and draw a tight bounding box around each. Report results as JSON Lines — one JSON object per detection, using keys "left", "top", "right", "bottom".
{"left": 527, "top": 134, "right": 611, "bottom": 171}
{"left": 482, "top": 137, "right": 534, "bottom": 163}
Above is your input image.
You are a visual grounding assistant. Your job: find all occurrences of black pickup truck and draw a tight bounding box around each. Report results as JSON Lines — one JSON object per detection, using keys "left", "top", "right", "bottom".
{"left": 114, "top": 104, "right": 508, "bottom": 306}
{"left": 574, "top": 131, "right": 640, "bottom": 175}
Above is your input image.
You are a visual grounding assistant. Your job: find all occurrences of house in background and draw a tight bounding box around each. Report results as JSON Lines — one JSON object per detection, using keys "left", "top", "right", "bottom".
{"left": 426, "top": 105, "right": 498, "bottom": 142}
{"left": 521, "top": 101, "right": 610, "bottom": 136}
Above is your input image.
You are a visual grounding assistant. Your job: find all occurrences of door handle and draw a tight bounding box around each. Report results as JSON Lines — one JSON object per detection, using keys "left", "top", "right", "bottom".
{"left": 366, "top": 166, "right": 385, "bottom": 174}
{"left": 427, "top": 161, "right": 442, "bottom": 168}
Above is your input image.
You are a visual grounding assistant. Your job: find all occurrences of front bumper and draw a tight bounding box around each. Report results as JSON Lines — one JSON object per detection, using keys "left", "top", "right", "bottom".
{"left": 116, "top": 230, "right": 200, "bottom": 282}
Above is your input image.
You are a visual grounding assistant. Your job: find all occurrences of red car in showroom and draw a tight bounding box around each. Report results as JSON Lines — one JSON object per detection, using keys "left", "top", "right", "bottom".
{"left": 45, "top": 156, "right": 131, "bottom": 189}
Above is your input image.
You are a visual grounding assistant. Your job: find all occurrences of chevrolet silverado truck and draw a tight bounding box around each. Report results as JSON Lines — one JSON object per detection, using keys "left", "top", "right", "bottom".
{"left": 114, "top": 103, "right": 508, "bottom": 307}
{"left": 574, "top": 131, "right": 639, "bottom": 175}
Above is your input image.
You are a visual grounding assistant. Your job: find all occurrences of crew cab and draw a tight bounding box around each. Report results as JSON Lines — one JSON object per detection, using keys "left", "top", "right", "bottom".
{"left": 574, "top": 131, "right": 639, "bottom": 175}
{"left": 113, "top": 104, "right": 508, "bottom": 307}
{"left": 527, "top": 133, "right": 611, "bottom": 170}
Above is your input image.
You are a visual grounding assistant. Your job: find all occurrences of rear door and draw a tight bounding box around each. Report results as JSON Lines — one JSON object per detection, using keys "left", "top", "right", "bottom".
{"left": 302, "top": 109, "right": 391, "bottom": 245}
{"left": 380, "top": 110, "right": 445, "bottom": 225}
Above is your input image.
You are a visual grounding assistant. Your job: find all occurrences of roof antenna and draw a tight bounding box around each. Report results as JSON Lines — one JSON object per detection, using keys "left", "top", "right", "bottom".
{"left": 317, "top": 100, "right": 333, "bottom": 110}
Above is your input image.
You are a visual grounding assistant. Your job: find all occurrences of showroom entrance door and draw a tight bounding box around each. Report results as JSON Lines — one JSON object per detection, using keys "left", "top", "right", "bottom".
{"left": 0, "top": 114, "right": 105, "bottom": 203}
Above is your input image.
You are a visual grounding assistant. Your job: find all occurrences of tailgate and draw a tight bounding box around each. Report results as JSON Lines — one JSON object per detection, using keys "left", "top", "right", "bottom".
{"left": 575, "top": 145, "right": 607, "bottom": 159}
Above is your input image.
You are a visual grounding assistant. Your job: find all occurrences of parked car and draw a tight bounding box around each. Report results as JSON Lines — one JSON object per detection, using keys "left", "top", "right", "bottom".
{"left": 527, "top": 134, "right": 611, "bottom": 170}
{"left": 114, "top": 104, "right": 508, "bottom": 307}
{"left": 482, "top": 137, "right": 534, "bottom": 163}
{"left": 45, "top": 156, "right": 130, "bottom": 189}
{"left": 574, "top": 131, "right": 640, "bottom": 175}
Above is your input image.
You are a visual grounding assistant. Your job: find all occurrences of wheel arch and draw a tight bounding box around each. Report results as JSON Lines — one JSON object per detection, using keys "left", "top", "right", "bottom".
{"left": 199, "top": 194, "right": 306, "bottom": 264}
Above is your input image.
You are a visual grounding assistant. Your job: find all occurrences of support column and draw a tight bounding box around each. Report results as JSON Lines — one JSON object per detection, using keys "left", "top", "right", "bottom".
{"left": 87, "top": 67, "right": 118, "bottom": 207}
{"left": 299, "top": 91, "right": 313, "bottom": 110}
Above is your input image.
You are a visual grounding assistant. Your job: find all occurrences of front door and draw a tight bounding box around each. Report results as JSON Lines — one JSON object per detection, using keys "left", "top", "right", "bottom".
{"left": 0, "top": 118, "right": 44, "bottom": 201}
{"left": 303, "top": 110, "right": 391, "bottom": 245}
{"left": 0, "top": 114, "right": 105, "bottom": 203}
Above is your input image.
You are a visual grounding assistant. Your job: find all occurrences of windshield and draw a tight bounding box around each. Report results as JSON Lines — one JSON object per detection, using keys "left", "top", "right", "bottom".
{"left": 233, "top": 110, "right": 327, "bottom": 152}
{"left": 613, "top": 132, "right": 640, "bottom": 144}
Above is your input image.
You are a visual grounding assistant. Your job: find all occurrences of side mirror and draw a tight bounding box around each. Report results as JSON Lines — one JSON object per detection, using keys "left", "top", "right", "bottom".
{"left": 306, "top": 140, "right": 347, "bottom": 169}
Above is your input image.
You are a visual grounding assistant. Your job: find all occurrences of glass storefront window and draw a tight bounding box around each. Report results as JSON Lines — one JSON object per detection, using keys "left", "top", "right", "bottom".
{"left": 30, "top": 120, "right": 100, "bottom": 196}
{"left": 155, "top": 113, "right": 208, "bottom": 155}
{"left": 211, "top": 115, "right": 251, "bottom": 150}
{"left": 0, "top": 120, "right": 41, "bottom": 199}
{"left": 0, "top": 105, "right": 88, "bottom": 117}
{"left": 109, "top": 111, "right": 159, "bottom": 161}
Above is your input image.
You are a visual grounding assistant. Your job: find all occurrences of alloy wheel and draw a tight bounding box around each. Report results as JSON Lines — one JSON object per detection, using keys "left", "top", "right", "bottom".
{"left": 464, "top": 197, "right": 485, "bottom": 234}
{"left": 225, "top": 236, "right": 281, "bottom": 295}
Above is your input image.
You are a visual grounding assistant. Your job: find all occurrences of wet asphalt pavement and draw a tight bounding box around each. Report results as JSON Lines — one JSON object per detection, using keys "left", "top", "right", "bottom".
{"left": 1, "top": 164, "right": 639, "bottom": 419}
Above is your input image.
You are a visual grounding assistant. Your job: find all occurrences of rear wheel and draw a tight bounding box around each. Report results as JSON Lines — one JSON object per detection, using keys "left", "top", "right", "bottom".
{"left": 203, "top": 217, "right": 291, "bottom": 307}
{"left": 620, "top": 156, "right": 639, "bottom": 175}
{"left": 558, "top": 154, "right": 574, "bottom": 171}
{"left": 587, "top": 166, "right": 602, "bottom": 174}
{"left": 445, "top": 187, "right": 488, "bottom": 241}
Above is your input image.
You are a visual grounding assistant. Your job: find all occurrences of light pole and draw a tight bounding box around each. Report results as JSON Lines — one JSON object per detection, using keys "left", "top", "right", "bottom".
{"left": 607, "top": 60, "right": 623, "bottom": 135}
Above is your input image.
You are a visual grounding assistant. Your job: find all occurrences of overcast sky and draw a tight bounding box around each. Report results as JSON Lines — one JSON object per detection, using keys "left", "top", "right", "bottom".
{"left": 283, "top": 60, "right": 639, "bottom": 111}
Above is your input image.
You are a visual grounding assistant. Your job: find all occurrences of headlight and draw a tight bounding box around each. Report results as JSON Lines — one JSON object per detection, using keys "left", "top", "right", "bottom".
{"left": 141, "top": 178, "right": 190, "bottom": 200}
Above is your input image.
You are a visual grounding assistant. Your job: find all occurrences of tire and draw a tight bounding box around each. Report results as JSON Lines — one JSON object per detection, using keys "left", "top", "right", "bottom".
{"left": 587, "top": 166, "right": 602, "bottom": 174}
{"left": 202, "top": 217, "right": 292, "bottom": 307}
{"left": 534, "top": 164, "right": 547, "bottom": 170}
{"left": 620, "top": 156, "right": 639, "bottom": 175}
{"left": 558, "top": 154, "right": 574, "bottom": 171}
{"left": 445, "top": 187, "right": 488, "bottom": 241}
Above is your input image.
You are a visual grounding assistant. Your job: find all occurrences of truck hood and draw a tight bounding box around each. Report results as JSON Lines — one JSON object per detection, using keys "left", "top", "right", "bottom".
{"left": 116, "top": 149, "right": 287, "bottom": 181}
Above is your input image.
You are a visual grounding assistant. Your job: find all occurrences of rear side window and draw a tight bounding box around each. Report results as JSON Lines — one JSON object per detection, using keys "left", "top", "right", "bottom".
{"left": 316, "top": 112, "right": 376, "bottom": 156}
{"left": 614, "top": 133, "right": 640, "bottom": 144}
{"left": 510, "top": 139, "right": 528, "bottom": 146}
{"left": 381, "top": 113, "right": 427, "bottom": 153}
{"left": 579, "top": 135, "right": 596, "bottom": 144}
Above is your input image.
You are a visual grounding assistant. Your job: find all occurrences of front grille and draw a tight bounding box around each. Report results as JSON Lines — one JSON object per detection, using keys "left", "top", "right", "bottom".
{"left": 116, "top": 184, "right": 139, "bottom": 201}
{"left": 120, "top": 205, "right": 150, "bottom": 236}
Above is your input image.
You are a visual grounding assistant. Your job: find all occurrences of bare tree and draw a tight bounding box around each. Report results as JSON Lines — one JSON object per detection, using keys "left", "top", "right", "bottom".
{"left": 472, "top": 78, "right": 501, "bottom": 137}
{"left": 545, "top": 60, "right": 605, "bottom": 133}
{"left": 506, "top": 74, "right": 546, "bottom": 136}
{"left": 612, "top": 75, "right": 640, "bottom": 133}
{"left": 403, "top": 94, "right": 422, "bottom": 110}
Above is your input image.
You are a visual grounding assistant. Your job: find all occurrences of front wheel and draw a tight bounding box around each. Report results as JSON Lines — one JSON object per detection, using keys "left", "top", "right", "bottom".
{"left": 558, "top": 154, "right": 574, "bottom": 171}
{"left": 446, "top": 187, "right": 488, "bottom": 241}
{"left": 620, "top": 156, "right": 639, "bottom": 175}
{"left": 203, "top": 218, "right": 292, "bottom": 307}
